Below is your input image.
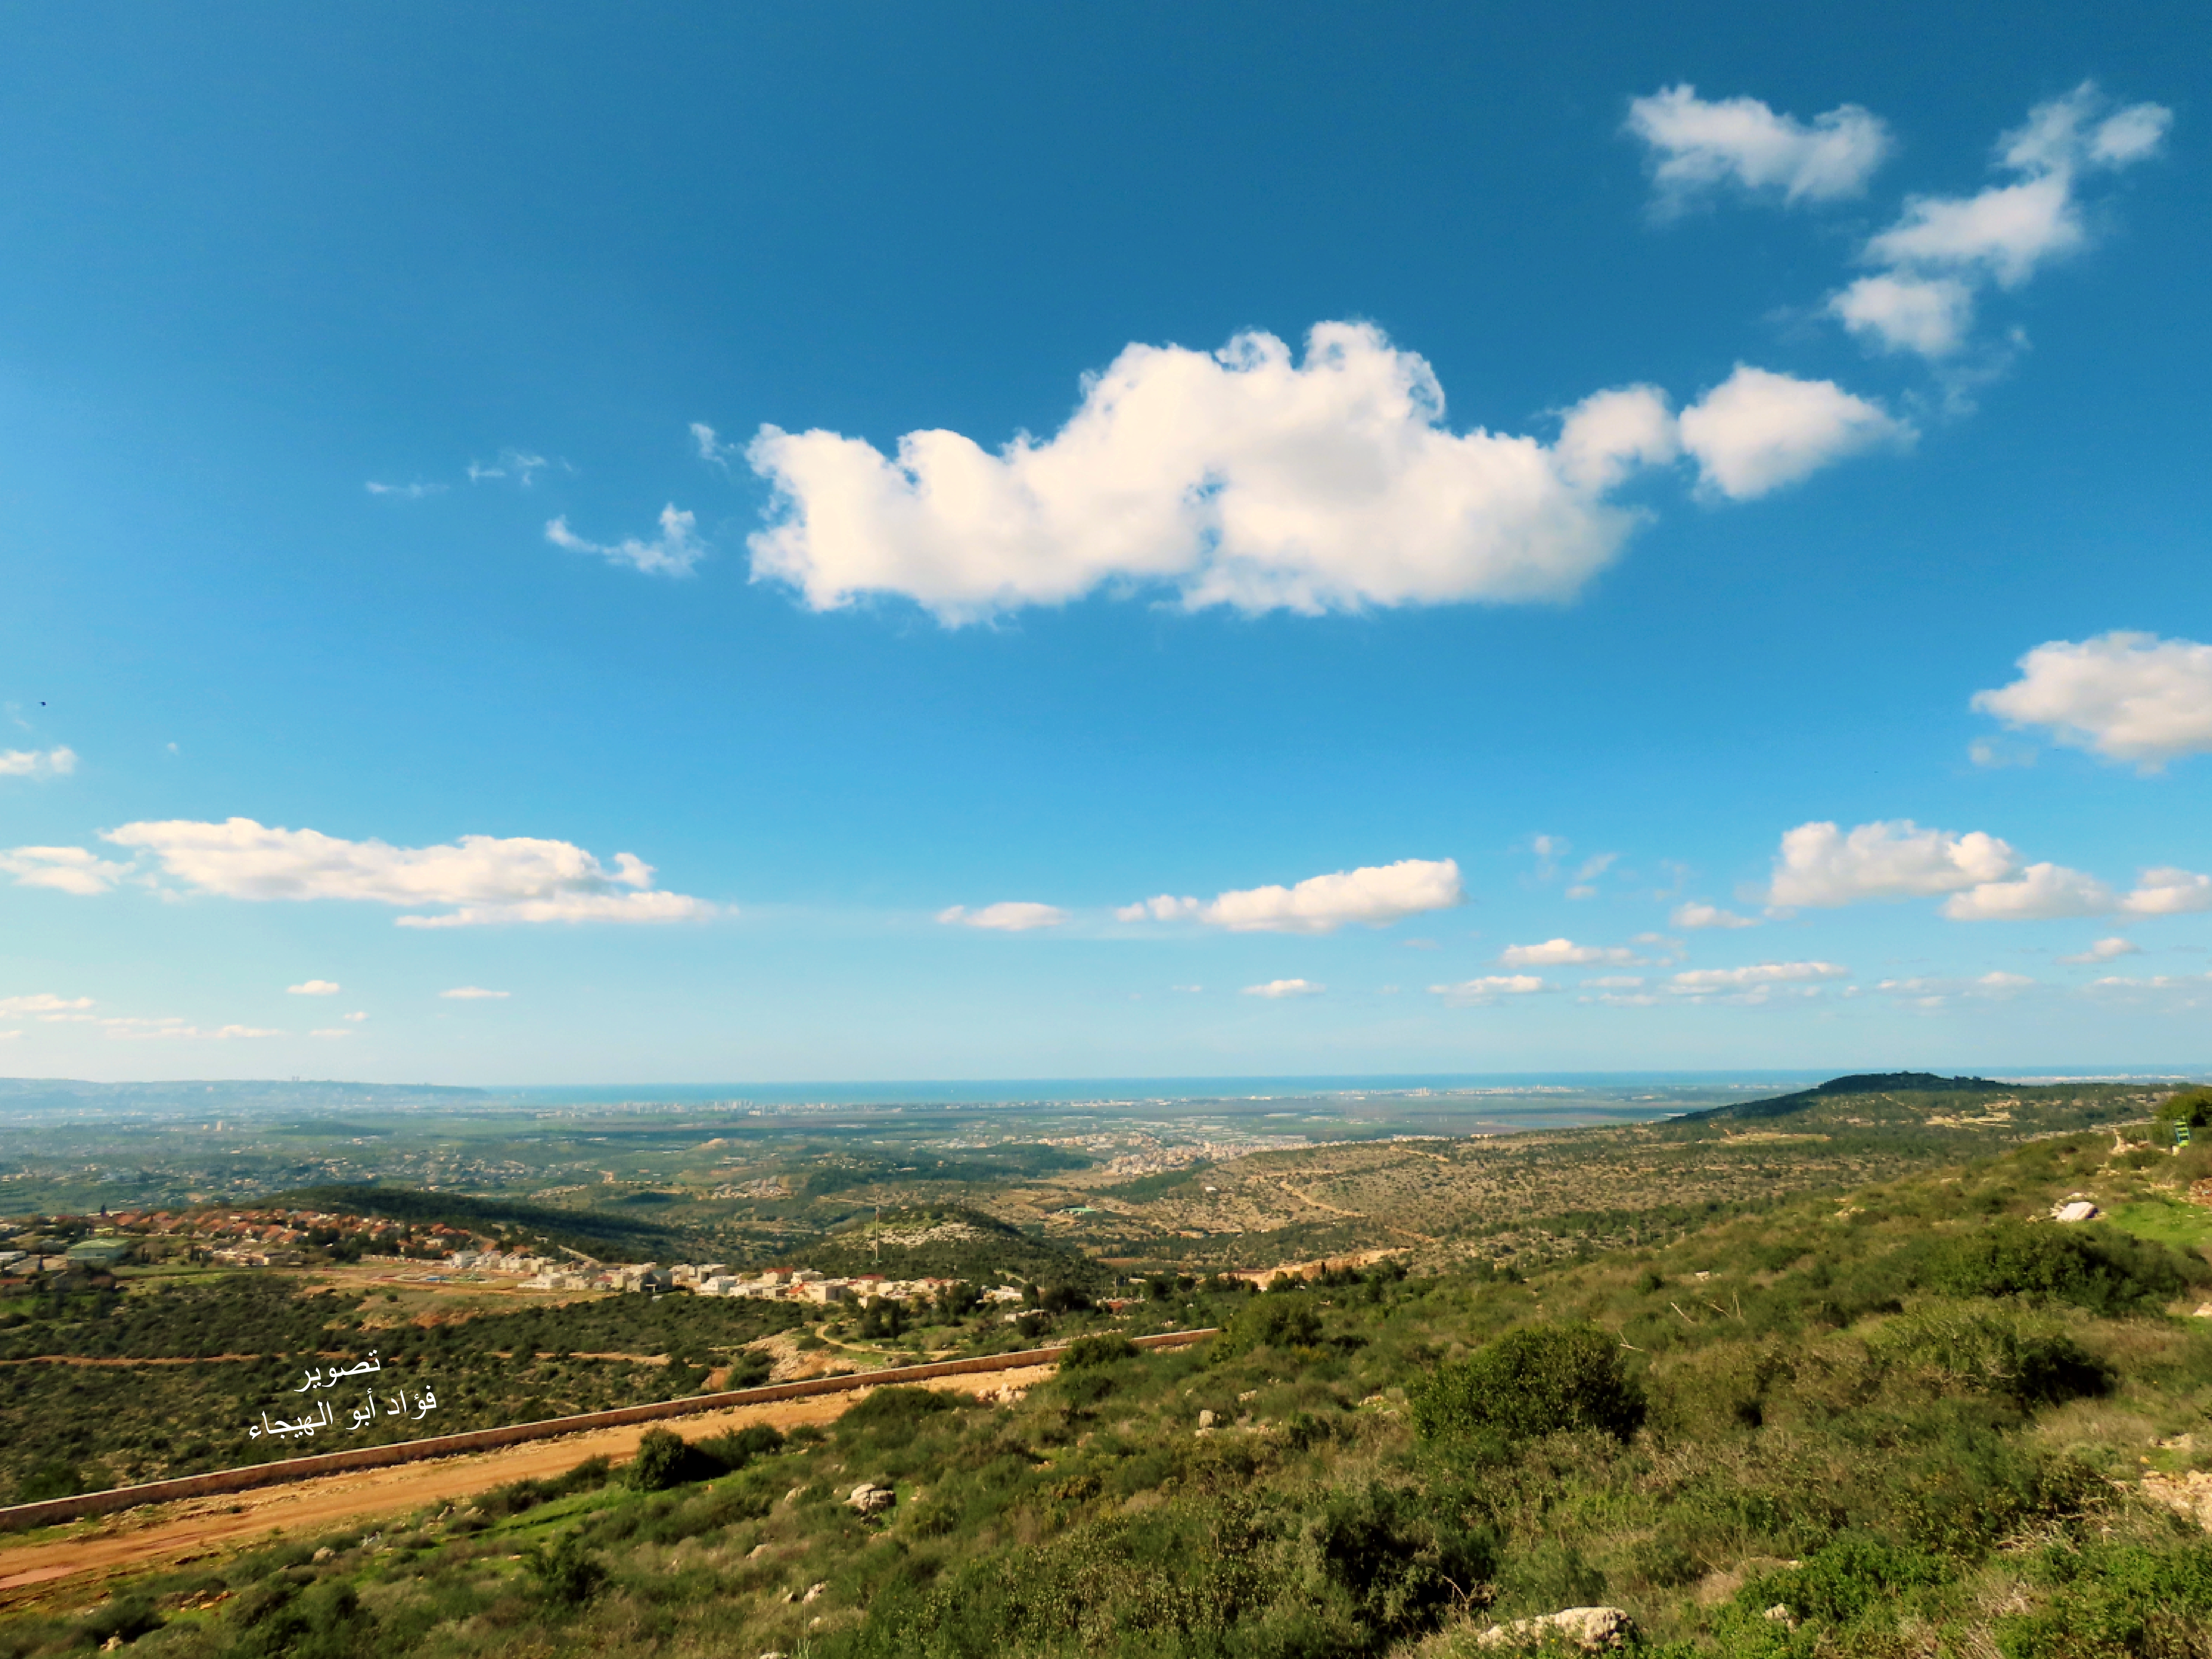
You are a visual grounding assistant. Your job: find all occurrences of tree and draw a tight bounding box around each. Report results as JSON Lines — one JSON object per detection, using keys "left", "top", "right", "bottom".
{"left": 1414, "top": 1322, "right": 1645, "bottom": 1446}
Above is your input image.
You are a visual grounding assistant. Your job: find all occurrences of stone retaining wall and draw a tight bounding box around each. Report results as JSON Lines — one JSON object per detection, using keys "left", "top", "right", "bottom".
{"left": 0, "top": 1328, "right": 1214, "bottom": 1534}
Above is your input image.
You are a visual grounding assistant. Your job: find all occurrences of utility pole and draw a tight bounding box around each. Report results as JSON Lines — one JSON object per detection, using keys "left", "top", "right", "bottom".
{"left": 874, "top": 1204, "right": 881, "bottom": 1267}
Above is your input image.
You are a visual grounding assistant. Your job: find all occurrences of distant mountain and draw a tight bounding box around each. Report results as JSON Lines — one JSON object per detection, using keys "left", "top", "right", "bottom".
{"left": 1679, "top": 1071, "right": 2008, "bottom": 1123}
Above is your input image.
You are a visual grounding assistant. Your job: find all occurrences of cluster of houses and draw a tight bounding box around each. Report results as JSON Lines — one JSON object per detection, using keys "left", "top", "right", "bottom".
{"left": 442, "top": 1248, "right": 1031, "bottom": 1307}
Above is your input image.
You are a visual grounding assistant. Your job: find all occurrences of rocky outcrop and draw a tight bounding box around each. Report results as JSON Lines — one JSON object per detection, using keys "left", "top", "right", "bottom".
{"left": 1474, "top": 1606, "right": 1638, "bottom": 1650}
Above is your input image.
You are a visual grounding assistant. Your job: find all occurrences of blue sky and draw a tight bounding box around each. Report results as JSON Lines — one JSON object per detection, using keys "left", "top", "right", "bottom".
{"left": 1, "top": 2, "right": 2207, "bottom": 1084}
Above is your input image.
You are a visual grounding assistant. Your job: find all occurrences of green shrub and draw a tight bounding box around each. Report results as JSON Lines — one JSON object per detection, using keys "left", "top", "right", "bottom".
{"left": 1306, "top": 1482, "right": 1493, "bottom": 1640}
{"left": 521, "top": 1528, "right": 607, "bottom": 1607}
{"left": 1413, "top": 1322, "right": 1646, "bottom": 1445}
{"left": 626, "top": 1426, "right": 698, "bottom": 1491}
{"left": 1871, "top": 1307, "right": 2113, "bottom": 1407}
{"left": 1922, "top": 1219, "right": 2202, "bottom": 1314}
{"left": 1059, "top": 1333, "right": 1138, "bottom": 1369}
{"left": 694, "top": 1421, "right": 784, "bottom": 1473}
{"left": 1998, "top": 1537, "right": 2212, "bottom": 1656}
{"left": 1227, "top": 1294, "right": 1322, "bottom": 1353}
{"left": 1745, "top": 1532, "right": 1947, "bottom": 1625}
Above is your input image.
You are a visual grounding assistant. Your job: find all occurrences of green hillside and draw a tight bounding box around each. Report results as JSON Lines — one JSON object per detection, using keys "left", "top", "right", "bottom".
{"left": 778, "top": 1203, "right": 1111, "bottom": 1290}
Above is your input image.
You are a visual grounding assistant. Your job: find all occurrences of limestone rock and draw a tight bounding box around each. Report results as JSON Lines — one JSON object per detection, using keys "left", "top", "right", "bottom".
{"left": 847, "top": 1482, "right": 894, "bottom": 1515}
{"left": 2054, "top": 1200, "right": 2100, "bottom": 1223}
{"left": 1475, "top": 1606, "right": 1638, "bottom": 1651}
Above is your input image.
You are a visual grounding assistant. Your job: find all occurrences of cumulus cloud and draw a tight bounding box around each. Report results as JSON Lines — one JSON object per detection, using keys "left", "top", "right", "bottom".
{"left": 2059, "top": 937, "right": 2140, "bottom": 964}
{"left": 547, "top": 505, "right": 707, "bottom": 577}
{"left": 1498, "top": 938, "right": 1637, "bottom": 967}
{"left": 286, "top": 980, "right": 342, "bottom": 996}
{"left": 1834, "top": 83, "right": 2171, "bottom": 358}
{"left": 937, "top": 901, "right": 1068, "bottom": 932}
{"left": 1242, "top": 979, "right": 1324, "bottom": 998}
{"left": 1973, "top": 633, "right": 2212, "bottom": 771}
{"left": 1766, "top": 819, "right": 2016, "bottom": 908}
{"left": 747, "top": 324, "right": 1697, "bottom": 621}
{"left": 439, "top": 986, "right": 509, "bottom": 1000}
{"left": 0, "top": 845, "right": 131, "bottom": 895}
{"left": 1123, "top": 858, "right": 1464, "bottom": 934}
{"left": 1627, "top": 84, "right": 1893, "bottom": 208}
{"left": 1672, "top": 902, "right": 1759, "bottom": 930}
{"left": 2122, "top": 868, "right": 2212, "bottom": 916}
{"left": 84, "top": 818, "right": 711, "bottom": 928}
{"left": 1941, "top": 863, "right": 2117, "bottom": 921}
{"left": 0, "top": 746, "right": 77, "bottom": 778}
{"left": 0, "top": 993, "right": 94, "bottom": 1017}
{"left": 1677, "top": 366, "right": 1912, "bottom": 499}
{"left": 1428, "top": 974, "right": 1550, "bottom": 1006}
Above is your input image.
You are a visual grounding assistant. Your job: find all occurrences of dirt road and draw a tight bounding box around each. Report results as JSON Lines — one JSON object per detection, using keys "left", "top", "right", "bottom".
{"left": 0, "top": 1365, "right": 1054, "bottom": 1603}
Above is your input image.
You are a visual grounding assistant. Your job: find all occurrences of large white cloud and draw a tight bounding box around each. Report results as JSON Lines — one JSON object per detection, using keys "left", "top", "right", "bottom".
{"left": 0, "top": 746, "right": 76, "bottom": 778}
{"left": 742, "top": 325, "right": 1896, "bottom": 622}
{"left": 86, "top": 818, "right": 713, "bottom": 928}
{"left": 1626, "top": 84, "right": 1893, "bottom": 207}
{"left": 1497, "top": 938, "right": 1636, "bottom": 967}
{"left": 937, "top": 902, "right": 1068, "bottom": 932}
{"left": 746, "top": 324, "right": 1680, "bottom": 620}
{"left": 1834, "top": 83, "right": 2171, "bottom": 358}
{"left": 1765, "top": 819, "right": 2016, "bottom": 908}
{"left": 1676, "top": 366, "right": 1912, "bottom": 499}
{"left": 1972, "top": 633, "right": 2212, "bottom": 771}
{"left": 1121, "top": 857, "right": 1464, "bottom": 934}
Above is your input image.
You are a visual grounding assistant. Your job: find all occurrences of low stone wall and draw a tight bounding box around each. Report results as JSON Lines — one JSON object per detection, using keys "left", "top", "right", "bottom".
{"left": 0, "top": 1328, "right": 1215, "bottom": 1534}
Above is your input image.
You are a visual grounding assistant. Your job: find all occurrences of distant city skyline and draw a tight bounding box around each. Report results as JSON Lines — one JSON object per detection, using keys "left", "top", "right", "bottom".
{"left": 1, "top": 5, "right": 2207, "bottom": 1083}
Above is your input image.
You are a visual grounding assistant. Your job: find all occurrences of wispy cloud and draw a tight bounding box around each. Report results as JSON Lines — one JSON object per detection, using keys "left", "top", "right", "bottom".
{"left": 546, "top": 505, "right": 708, "bottom": 577}
{"left": 439, "top": 986, "right": 509, "bottom": 1001}
{"left": 1429, "top": 974, "right": 1550, "bottom": 1006}
{"left": 364, "top": 480, "right": 446, "bottom": 500}
{"left": 286, "top": 979, "right": 342, "bottom": 996}
{"left": 937, "top": 902, "right": 1068, "bottom": 932}
{"left": 1241, "top": 978, "right": 1324, "bottom": 998}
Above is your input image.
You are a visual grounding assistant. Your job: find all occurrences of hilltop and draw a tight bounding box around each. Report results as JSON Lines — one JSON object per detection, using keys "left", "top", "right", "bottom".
{"left": 776, "top": 1203, "right": 1110, "bottom": 1290}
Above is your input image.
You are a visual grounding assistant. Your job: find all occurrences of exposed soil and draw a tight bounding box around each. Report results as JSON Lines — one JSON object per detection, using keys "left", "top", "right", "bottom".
{"left": 0, "top": 1365, "right": 1057, "bottom": 1604}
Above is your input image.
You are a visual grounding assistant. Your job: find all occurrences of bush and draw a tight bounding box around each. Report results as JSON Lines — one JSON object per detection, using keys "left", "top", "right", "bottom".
{"left": 1059, "top": 1334, "right": 1138, "bottom": 1369}
{"left": 1307, "top": 1482, "right": 1493, "bottom": 1640}
{"left": 1228, "top": 1295, "right": 1322, "bottom": 1353}
{"left": 521, "top": 1528, "right": 607, "bottom": 1607}
{"left": 1413, "top": 1322, "right": 1646, "bottom": 1445}
{"left": 1745, "top": 1532, "right": 1947, "bottom": 1626}
{"left": 1871, "top": 1307, "right": 2113, "bottom": 1408}
{"left": 695, "top": 1421, "right": 784, "bottom": 1473}
{"left": 626, "top": 1426, "right": 698, "bottom": 1491}
{"left": 1922, "top": 1219, "right": 2202, "bottom": 1314}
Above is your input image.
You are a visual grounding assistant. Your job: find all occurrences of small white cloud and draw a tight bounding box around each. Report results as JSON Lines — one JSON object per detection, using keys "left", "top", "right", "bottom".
{"left": 1242, "top": 978, "right": 1324, "bottom": 998}
{"left": 1672, "top": 902, "right": 1759, "bottom": 930}
{"left": 1828, "top": 274, "right": 1977, "bottom": 358}
{"left": 343, "top": 1010, "right": 369, "bottom": 1022}
{"left": 1973, "top": 633, "right": 2212, "bottom": 771}
{"left": 1428, "top": 974, "right": 1550, "bottom": 1006}
{"left": 1968, "top": 736, "right": 2037, "bottom": 769}
{"left": 1498, "top": 938, "right": 1637, "bottom": 967}
{"left": 0, "top": 845, "right": 131, "bottom": 895}
{"left": 1583, "top": 975, "right": 1647, "bottom": 989}
{"left": 1117, "top": 894, "right": 1202, "bottom": 923}
{"left": 1834, "top": 82, "right": 2171, "bottom": 359}
{"left": 1626, "top": 84, "right": 1893, "bottom": 207}
{"left": 310, "top": 1028, "right": 355, "bottom": 1039}
{"left": 936, "top": 901, "right": 1068, "bottom": 932}
{"left": 2122, "top": 867, "right": 2212, "bottom": 917}
{"left": 364, "top": 480, "right": 446, "bottom": 500}
{"left": 1678, "top": 365, "right": 1912, "bottom": 500}
{"left": 96, "top": 1016, "right": 282, "bottom": 1041}
{"left": 547, "top": 505, "right": 707, "bottom": 577}
{"left": 1941, "top": 862, "right": 2116, "bottom": 921}
{"left": 1127, "top": 858, "right": 1464, "bottom": 935}
{"left": 691, "top": 422, "right": 741, "bottom": 470}
{"left": 2058, "top": 937, "right": 2139, "bottom": 965}
{"left": 1767, "top": 819, "right": 2016, "bottom": 908}
{"left": 286, "top": 979, "right": 342, "bottom": 996}
{"left": 0, "top": 746, "right": 77, "bottom": 779}
{"left": 439, "top": 986, "right": 509, "bottom": 1000}
{"left": 469, "top": 449, "right": 549, "bottom": 487}
{"left": 1169, "top": 984, "right": 1203, "bottom": 994}
{"left": 0, "top": 993, "right": 94, "bottom": 1018}
{"left": 1668, "top": 961, "right": 1849, "bottom": 1002}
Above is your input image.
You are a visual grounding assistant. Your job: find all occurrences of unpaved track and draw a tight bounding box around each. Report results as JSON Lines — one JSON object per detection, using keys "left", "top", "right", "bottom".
{"left": 0, "top": 1365, "right": 1054, "bottom": 1602}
